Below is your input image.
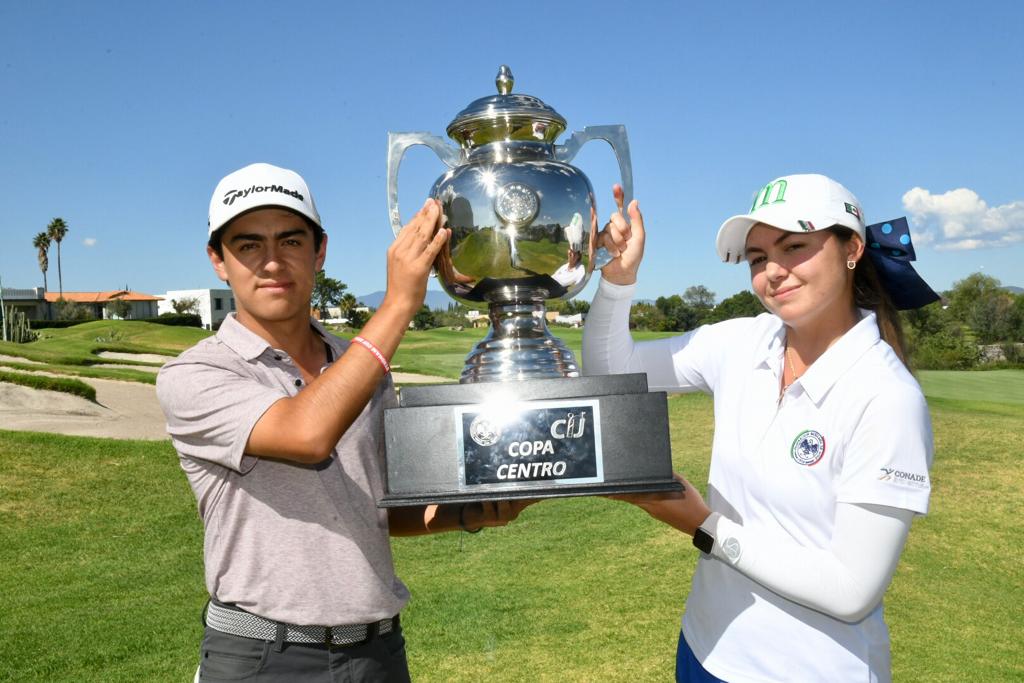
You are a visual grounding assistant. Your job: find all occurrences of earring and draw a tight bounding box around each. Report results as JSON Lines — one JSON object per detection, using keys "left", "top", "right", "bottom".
{"left": 846, "top": 260, "right": 857, "bottom": 270}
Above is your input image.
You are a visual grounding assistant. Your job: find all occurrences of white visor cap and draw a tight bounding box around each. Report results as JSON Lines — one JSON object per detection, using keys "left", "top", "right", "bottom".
{"left": 208, "top": 163, "right": 321, "bottom": 237}
{"left": 716, "top": 174, "right": 866, "bottom": 264}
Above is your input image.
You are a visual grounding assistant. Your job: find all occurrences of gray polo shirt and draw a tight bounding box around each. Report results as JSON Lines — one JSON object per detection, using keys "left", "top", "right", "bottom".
{"left": 156, "top": 314, "right": 409, "bottom": 626}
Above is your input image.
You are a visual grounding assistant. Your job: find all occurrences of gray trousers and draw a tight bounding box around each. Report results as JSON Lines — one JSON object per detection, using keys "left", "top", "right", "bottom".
{"left": 197, "top": 623, "right": 412, "bottom": 682}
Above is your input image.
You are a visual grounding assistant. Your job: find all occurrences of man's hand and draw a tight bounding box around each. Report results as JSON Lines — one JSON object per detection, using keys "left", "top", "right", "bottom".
{"left": 381, "top": 198, "right": 449, "bottom": 318}
{"left": 391, "top": 499, "right": 537, "bottom": 536}
{"left": 598, "top": 184, "right": 645, "bottom": 286}
{"left": 458, "top": 499, "right": 536, "bottom": 531}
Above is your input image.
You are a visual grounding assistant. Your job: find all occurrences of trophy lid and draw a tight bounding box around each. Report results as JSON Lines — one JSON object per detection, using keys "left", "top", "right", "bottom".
{"left": 446, "top": 66, "right": 567, "bottom": 148}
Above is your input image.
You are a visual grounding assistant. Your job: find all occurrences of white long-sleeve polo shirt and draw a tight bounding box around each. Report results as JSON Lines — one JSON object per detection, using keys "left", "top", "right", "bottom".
{"left": 583, "top": 279, "right": 933, "bottom": 683}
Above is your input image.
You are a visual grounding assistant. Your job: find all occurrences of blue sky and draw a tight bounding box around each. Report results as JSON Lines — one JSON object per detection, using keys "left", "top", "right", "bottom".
{"left": 2, "top": 1, "right": 1022, "bottom": 305}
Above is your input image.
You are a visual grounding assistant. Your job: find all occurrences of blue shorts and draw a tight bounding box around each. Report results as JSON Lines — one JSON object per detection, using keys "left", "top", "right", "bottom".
{"left": 676, "top": 632, "right": 726, "bottom": 683}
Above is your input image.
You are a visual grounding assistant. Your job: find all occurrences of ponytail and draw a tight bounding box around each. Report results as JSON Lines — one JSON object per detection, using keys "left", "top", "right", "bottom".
{"left": 834, "top": 228, "right": 910, "bottom": 369}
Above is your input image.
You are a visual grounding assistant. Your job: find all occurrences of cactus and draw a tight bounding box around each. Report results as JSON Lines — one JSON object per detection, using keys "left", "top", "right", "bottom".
{"left": 3, "top": 306, "right": 37, "bottom": 343}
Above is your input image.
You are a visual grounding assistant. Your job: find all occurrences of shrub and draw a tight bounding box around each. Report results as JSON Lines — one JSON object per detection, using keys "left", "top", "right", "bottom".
{"left": 142, "top": 314, "right": 202, "bottom": 328}
{"left": 911, "top": 329, "right": 980, "bottom": 370}
{"left": 54, "top": 300, "right": 94, "bottom": 321}
{"left": 29, "top": 320, "right": 85, "bottom": 329}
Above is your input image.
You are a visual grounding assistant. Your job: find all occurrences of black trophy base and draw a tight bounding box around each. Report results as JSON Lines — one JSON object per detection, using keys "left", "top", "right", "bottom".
{"left": 379, "top": 374, "right": 681, "bottom": 507}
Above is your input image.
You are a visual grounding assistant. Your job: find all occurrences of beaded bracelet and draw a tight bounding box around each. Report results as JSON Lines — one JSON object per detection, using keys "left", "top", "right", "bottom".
{"left": 351, "top": 336, "right": 390, "bottom": 374}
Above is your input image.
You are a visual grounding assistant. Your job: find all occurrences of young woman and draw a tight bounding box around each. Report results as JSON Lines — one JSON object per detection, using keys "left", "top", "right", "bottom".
{"left": 583, "top": 174, "right": 938, "bottom": 683}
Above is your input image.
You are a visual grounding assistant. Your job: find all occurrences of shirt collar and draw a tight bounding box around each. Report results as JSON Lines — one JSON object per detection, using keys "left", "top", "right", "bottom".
{"left": 753, "top": 315, "right": 787, "bottom": 371}
{"left": 797, "top": 309, "right": 880, "bottom": 404}
{"left": 749, "top": 310, "right": 882, "bottom": 403}
{"left": 216, "top": 313, "right": 344, "bottom": 363}
{"left": 216, "top": 313, "right": 272, "bottom": 361}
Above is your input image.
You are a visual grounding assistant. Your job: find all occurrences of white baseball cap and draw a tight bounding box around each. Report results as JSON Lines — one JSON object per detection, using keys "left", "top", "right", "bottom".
{"left": 716, "top": 174, "right": 865, "bottom": 263}
{"left": 208, "top": 162, "right": 321, "bottom": 237}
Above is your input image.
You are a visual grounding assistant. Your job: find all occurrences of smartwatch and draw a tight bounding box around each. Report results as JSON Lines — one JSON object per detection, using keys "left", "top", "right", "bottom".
{"left": 692, "top": 514, "right": 717, "bottom": 555}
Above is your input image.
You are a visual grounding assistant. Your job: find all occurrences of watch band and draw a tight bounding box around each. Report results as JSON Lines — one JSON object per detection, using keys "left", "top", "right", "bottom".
{"left": 693, "top": 526, "right": 715, "bottom": 555}
{"left": 692, "top": 512, "right": 721, "bottom": 555}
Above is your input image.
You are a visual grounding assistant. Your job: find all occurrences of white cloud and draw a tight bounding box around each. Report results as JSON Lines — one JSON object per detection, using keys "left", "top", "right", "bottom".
{"left": 902, "top": 187, "right": 1024, "bottom": 251}
{"left": 83, "top": 237, "right": 97, "bottom": 247}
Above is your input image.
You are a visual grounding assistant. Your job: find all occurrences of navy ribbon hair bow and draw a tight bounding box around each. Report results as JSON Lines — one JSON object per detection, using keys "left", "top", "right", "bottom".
{"left": 864, "top": 217, "right": 940, "bottom": 310}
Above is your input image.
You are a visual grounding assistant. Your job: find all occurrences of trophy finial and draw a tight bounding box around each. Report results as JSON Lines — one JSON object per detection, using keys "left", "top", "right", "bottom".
{"left": 496, "top": 65, "right": 514, "bottom": 95}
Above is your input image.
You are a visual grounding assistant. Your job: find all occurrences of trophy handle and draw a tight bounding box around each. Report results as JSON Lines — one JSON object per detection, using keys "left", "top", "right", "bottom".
{"left": 387, "top": 132, "right": 461, "bottom": 237}
{"left": 555, "top": 125, "right": 633, "bottom": 269}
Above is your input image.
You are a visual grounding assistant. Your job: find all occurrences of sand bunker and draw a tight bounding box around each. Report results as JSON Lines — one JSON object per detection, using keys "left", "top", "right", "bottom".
{"left": 0, "top": 378, "right": 167, "bottom": 440}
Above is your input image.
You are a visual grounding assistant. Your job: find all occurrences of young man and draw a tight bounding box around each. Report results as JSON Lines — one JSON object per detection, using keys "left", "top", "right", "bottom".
{"left": 157, "top": 163, "right": 526, "bottom": 682}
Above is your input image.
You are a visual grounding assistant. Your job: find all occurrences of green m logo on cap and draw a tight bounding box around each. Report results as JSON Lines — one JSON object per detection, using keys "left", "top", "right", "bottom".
{"left": 750, "top": 179, "right": 788, "bottom": 212}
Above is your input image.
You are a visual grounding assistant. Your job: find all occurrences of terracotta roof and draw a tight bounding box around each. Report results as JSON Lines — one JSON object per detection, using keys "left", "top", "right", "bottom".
{"left": 43, "top": 290, "right": 163, "bottom": 303}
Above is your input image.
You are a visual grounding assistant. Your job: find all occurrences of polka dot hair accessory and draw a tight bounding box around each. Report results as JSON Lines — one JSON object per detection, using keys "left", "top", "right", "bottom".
{"left": 864, "top": 217, "right": 940, "bottom": 310}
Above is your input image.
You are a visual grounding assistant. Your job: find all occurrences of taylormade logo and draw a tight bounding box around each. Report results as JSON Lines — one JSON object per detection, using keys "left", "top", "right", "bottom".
{"left": 223, "top": 185, "right": 304, "bottom": 206}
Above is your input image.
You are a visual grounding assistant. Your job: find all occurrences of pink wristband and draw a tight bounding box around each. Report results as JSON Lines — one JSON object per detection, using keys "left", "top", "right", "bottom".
{"left": 351, "top": 336, "right": 391, "bottom": 374}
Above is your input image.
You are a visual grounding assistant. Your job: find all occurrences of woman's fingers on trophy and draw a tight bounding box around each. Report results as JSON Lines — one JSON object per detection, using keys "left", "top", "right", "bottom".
{"left": 626, "top": 198, "right": 645, "bottom": 246}
{"left": 612, "top": 183, "right": 625, "bottom": 215}
{"left": 607, "top": 211, "right": 632, "bottom": 254}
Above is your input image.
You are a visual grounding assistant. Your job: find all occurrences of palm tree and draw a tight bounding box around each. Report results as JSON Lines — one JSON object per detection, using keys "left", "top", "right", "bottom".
{"left": 32, "top": 232, "right": 51, "bottom": 291}
{"left": 47, "top": 218, "right": 69, "bottom": 299}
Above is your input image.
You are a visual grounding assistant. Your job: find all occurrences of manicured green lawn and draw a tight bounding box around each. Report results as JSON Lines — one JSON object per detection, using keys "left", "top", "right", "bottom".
{"left": 387, "top": 326, "right": 676, "bottom": 379}
{"left": 918, "top": 369, "right": 1024, "bottom": 405}
{"left": 0, "top": 320, "right": 207, "bottom": 383}
{"left": 2, "top": 381, "right": 1021, "bottom": 681}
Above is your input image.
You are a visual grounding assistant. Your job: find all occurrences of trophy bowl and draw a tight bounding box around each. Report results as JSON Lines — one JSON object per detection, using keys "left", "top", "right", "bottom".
{"left": 387, "top": 65, "right": 633, "bottom": 383}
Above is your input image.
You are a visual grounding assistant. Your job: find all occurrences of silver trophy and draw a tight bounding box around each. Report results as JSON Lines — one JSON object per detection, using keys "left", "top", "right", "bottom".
{"left": 387, "top": 65, "right": 632, "bottom": 383}
{"left": 380, "top": 67, "right": 677, "bottom": 507}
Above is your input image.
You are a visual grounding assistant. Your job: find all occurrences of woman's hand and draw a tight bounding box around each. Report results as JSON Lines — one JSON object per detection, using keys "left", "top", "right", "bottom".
{"left": 609, "top": 473, "right": 711, "bottom": 537}
{"left": 597, "top": 184, "right": 645, "bottom": 286}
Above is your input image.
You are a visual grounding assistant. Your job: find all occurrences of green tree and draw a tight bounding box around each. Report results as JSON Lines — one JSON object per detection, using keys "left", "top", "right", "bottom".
{"left": 312, "top": 270, "right": 347, "bottom": 320}
{"left": 171, "top": 297, "right": 200, "bottom": 315}
{"left": 630, "top": 301, "right": 668, "bottom": 331}
{"left": 338, "top": 293, "right": 369, "bottom": 328}
{"left": 564, "top": 299, "right": 591, "bottom": 315}
{"left": 32, "top": 232, "right": 51, "bottom": 292}
{"left": 412, "top": 305, "right": 437, "bottom": 330}
{"left": 945, "top": 273, "right": 1015, "bottom": 344}
{"left": 902, "top": 301, "right": 979, "bottom": 369}
{"left": 706, "top": 290, "right": 765, "bottom": 323}
{"left": 655, "top": 294, "right": 698, "bottom": 331}
{"left": 55, "top": 299, "right": 92, "bottom": 321}
{"left": 1011, "top": 294, "right": 1024, "bottom": 342}
{"left": 46, "top": 218, "right": 69, "bottom": 299}
{"left": 106, "top": 298, "right": 133, "bottom": 320}
{"left": 683, "top": 284, "right": 716, "bottom": 325}
{"left": 683, "top": 284, "right": 716, "bottom": 309}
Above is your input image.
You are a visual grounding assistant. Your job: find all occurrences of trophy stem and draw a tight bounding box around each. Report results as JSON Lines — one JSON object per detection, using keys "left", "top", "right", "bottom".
{"left": 460, "top": 301, "right": 580, "bottom": 384}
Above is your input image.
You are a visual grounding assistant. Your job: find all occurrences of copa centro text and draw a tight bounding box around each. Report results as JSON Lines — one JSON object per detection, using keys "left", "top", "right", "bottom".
{"left": 494, "top": 412, "right": 586, "bottom": 480}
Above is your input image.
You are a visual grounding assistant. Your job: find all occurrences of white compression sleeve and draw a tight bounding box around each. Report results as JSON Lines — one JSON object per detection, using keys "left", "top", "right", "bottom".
{"left": 705, "top": 502, "right": 915, "bottom": 623}
{"left": 582, "top": 279, "right": 691, "bottom": 390}
{"left": 582, "top": 279, "right": 641, "bottom": 375}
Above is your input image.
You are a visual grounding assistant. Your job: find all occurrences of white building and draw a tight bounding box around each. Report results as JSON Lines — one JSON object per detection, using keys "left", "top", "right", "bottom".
{"left": 159, "top": 288, "right": 235, "bottom": 329}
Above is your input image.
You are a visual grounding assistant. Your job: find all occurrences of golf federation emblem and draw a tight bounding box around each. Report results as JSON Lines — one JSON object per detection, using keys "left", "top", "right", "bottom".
{"left": 469, "top": 414, "right": 501, "bottom": 447}
{"left": 790, "top": 429, "right": 826, "bottom": 466}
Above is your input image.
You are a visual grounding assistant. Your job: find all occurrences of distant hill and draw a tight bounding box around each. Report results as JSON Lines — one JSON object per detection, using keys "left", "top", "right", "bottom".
{"left": 1005, "top": 286, "right": 1024, "bottom": 295}
{"left": 356, "top": 289, "right": 453, "bottom": 311}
